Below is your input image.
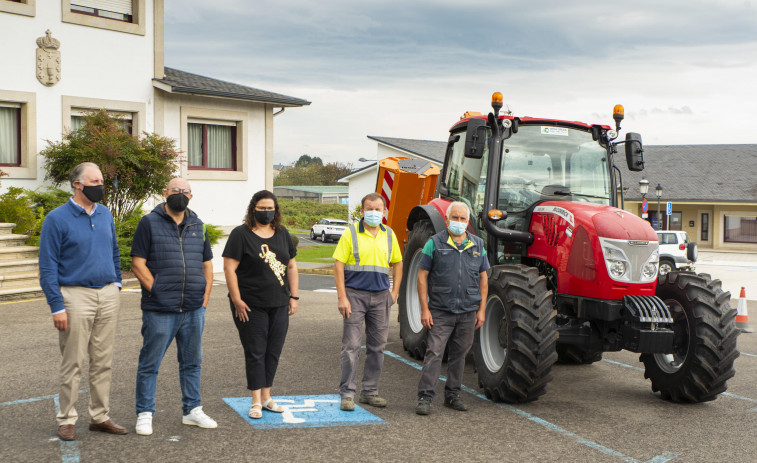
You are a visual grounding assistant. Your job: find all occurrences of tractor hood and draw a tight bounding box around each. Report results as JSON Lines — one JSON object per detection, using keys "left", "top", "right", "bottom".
{"left": 528, "top": 201, "right": 658, "bottom": 300}
{"left": 531, "top": 201, "right": 657, "bottom": 242}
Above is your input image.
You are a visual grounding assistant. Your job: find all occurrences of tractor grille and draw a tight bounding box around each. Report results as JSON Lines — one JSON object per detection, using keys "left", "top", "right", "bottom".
{"left": 623, "top": 295, "right": 674, "bottom": 324}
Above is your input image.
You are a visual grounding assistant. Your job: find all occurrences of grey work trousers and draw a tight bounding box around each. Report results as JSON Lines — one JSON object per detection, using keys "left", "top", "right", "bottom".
{"left": 418, "top": 309, "right": 476, "bottom": 400}
{"left": 339, "top": 287, "right": 393, "bottom": 399}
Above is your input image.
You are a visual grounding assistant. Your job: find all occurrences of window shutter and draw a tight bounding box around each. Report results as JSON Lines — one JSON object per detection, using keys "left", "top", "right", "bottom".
{"left": 72, "top": 0, "right": 132, "bottom": 15}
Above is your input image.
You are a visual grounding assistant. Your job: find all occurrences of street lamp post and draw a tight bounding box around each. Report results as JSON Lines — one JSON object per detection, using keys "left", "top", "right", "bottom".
{"left": 638, "top": 178, "right": 650, "bottom": 220}
{"left": 639, "top": 178, "right": 649, "bottom": 199}
{"left": 655, "top": 184, "right": 663, "bottom": 231}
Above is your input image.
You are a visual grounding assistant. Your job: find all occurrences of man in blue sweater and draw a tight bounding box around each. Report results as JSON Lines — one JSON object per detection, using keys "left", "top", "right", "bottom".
{"left": 39, "top": 162, "right": 127, "bottom": 441}
{"left": 130, "top": 177, "right": 216, "bottom": 436}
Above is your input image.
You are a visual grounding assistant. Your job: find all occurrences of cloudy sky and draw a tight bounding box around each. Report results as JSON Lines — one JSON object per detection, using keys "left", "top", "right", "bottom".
{"left": 165, "top": 0, "right": 757, "bottom": 166}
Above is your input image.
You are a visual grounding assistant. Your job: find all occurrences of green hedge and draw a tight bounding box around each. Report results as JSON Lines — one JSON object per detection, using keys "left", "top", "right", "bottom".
{"left": 0, "top": 187, "right": 221, "bottom": 271}
{"left": 278, "top": 198, "right": 349, "bottom": 230}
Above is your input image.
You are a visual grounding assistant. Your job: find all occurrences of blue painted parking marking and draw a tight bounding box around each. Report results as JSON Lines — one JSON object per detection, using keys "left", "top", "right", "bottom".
{"left": 1, "top": 390, "right": 85, "bottom": 463}
{"left": 223, "top": 394, "right": 385, "bottom": 429}
{"left": 385, "top": 350, "right": 678, "bottom": 463}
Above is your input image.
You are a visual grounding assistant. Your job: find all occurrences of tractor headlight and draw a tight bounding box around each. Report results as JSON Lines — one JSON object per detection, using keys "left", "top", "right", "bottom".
{"left": 610, "top": 261, "right": 627, "bottom": 278}
{"left": 641, "top": 249, "right": 659, "bottom": 282}
{"left": 601, "top": 242, "right": 630, "bottom": 282}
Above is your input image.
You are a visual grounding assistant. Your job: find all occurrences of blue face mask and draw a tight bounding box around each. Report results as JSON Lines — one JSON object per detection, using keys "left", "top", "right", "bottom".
{"left": 363, "top": 210, "right": 383, "bottom": 227}
{"left": 448, "top": 220, "right": 467, "bottom": 236}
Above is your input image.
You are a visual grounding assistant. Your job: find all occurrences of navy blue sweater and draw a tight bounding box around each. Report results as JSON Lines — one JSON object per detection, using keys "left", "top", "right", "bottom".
{"left": 39, "top": 199, "right": 122, "bottom": 314}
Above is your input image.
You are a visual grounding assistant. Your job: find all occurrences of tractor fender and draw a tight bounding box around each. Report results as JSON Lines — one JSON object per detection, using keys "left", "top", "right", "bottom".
{"left": 407, "top": 203, "right": 447, "bottom": 234}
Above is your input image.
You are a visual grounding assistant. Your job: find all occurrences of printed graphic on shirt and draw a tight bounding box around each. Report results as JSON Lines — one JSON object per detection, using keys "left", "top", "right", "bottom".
{"left": 259, "top": 243, "right": 286, "bottom": 285}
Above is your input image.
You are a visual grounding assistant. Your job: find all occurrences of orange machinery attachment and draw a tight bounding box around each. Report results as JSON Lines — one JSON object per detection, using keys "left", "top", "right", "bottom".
{"left": 375, "top": 156, "right": 440, "bottom": 252}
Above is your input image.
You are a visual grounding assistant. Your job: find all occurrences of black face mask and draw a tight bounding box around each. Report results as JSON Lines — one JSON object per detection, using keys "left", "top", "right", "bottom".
{"left": 254, "top": 210, "right": 275, "bottom": 225}
{"left": 81, "top": 184, "right": 104, "bottom": 203}
{"left": 166, "top": 193, "right": 189, "bottom": 213}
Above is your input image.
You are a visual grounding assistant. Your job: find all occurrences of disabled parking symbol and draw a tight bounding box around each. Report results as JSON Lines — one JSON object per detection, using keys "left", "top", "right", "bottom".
{"left": 223, "top": 394, "right": 386, "bottom": 429}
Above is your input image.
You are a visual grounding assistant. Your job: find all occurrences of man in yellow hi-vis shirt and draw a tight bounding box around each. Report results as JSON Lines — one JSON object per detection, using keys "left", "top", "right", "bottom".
{"left": 333, "top": 193, "right": 403, "bottom": 411}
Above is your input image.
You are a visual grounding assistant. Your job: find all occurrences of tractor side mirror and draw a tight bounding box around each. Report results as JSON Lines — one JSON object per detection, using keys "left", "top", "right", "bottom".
{"left": 464, "top": 119, "right": 487, "bottom": 159}
{"left": 625, "top": 132, "right": 644, "bottom": 172}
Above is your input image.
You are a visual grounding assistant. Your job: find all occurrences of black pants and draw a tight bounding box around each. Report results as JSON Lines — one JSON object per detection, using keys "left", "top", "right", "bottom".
{"left": 230, "top": 299, "right": 289, "bottom": 391}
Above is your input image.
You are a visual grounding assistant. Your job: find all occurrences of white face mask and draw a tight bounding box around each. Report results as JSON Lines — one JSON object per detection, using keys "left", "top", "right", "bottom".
{"left": 363, "top": 210, "right": 383, "bottom": 227}
{"left": 448, "top": 220, "right": 467, "bottom": 236}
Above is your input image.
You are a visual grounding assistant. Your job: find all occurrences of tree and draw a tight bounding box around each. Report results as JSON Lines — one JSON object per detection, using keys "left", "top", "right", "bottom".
{"left": 39, "top": 110, "right": 180, "bottom": 221}
{"left": 294, "top": 154, "right": 323, "bottom": 167}
{"left": 274, "top": 161, "right": 352, "bottom": 186}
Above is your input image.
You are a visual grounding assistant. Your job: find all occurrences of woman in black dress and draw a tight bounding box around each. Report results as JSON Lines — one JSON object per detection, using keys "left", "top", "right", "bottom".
{"left": 223, "top": 190, "right": 299, "bottom": 419}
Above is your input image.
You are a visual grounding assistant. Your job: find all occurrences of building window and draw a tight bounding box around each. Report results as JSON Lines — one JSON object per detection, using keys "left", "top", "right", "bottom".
{"left": 62, "top": 0, "right": 144, "bottom": 35}
{"left": 724, "top": 216, "right": 757, "bottom": 243}
{"left": 0, "top": 104, "right": 21, "bottom": 166}
{"left": 70, "top": 109, "right": 133, "bottom": 134}
{"left": 0, "top": 0, "right": 35, "bottom": 16}
{"left": 701, "top": 213, "right": 709, "bottom": 241}
{"left": 70, "top": 0, "right": 132, "bottom": 22}
{"left": 187, "top": 122, "right": 237, "bottom": 170}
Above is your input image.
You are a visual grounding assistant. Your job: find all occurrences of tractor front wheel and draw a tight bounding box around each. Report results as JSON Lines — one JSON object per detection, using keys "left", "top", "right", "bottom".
{"left": 641, "top": 272, "right": 739, "bottom": 403}
{"left": 397, "top": 220, "right": 435, "bottom": 360}
{"left": 472, "top": 265, "right": 558, "bottom": 403}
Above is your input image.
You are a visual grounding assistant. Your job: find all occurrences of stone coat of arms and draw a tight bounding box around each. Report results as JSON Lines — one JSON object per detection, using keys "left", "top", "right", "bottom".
{"left": 36, "top": 30, "right": 61, "bottom": 87}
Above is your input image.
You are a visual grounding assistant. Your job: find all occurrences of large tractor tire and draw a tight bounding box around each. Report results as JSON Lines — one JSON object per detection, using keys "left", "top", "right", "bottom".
{"left": 556, "top": 345, "right": 603, "bottom": 364}
{"left": 398, "top": 220, "right": 435, "bottom": 360}
{"left": 641, "top": 272, "right": 739, "bottom": 403}
{"left": 473, "top": 265, "right": 558, "bottom": 403}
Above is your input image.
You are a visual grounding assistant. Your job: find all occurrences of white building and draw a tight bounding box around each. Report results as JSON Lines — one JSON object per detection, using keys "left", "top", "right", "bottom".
{"left": 0, "top": 0, "right": 309, "bottom": 226}
{"left": 338, "top": 136, "right": 445, "bottom": 212}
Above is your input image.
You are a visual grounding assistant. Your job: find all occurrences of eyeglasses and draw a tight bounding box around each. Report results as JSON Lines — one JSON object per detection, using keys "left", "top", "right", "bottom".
{"left": 168, "top": 187, "right": 191, "bottom": 194}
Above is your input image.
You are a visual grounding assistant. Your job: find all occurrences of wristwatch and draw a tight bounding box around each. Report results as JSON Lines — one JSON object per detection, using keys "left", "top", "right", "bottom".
{"left": 290, "top": 296, "right": 300, "bottom": 300}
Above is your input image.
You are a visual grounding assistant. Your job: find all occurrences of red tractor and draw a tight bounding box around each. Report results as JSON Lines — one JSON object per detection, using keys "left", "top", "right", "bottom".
{"left": 393, "top": 93, "right": 738, "bottom": 403}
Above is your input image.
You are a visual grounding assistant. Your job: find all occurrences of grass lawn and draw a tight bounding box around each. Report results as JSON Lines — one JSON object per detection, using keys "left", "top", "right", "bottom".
{"left": 296, "top": 244, "right": 336, "bottom": 263}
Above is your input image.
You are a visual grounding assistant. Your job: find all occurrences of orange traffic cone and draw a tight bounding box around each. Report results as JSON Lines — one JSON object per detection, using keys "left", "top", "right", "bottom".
{"left": 736, "top": 287, "right": 753, "bottom": 333}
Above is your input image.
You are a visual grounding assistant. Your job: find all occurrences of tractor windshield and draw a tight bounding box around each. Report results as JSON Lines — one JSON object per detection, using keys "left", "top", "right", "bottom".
{"left": 498, "top": 125, "right": 611, "bottom": 212}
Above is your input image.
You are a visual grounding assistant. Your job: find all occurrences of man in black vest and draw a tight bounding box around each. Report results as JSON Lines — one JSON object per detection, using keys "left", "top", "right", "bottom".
{"left": 415, "top": 201, "right": 489, "bottom": 415}
{"left": 131, "top": 177, "right": 216, "bottom": 435}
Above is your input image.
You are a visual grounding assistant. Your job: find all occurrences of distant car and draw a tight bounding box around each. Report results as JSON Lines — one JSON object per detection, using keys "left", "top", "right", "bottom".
{"left": 310, "top": 218, "right": 349, "bottom": 242}
{"left": 656, "top": 230, "right": 697, "bottom": 275}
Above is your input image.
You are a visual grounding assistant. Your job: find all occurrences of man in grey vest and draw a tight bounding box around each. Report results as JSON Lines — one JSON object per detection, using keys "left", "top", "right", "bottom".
{"left": 415, "top": 201, "right": 489, "bottom": 415}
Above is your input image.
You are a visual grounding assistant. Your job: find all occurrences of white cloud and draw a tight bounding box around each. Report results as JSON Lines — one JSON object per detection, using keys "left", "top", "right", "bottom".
{"left": 163, "top": 1, "right": 757, "bottom": 163}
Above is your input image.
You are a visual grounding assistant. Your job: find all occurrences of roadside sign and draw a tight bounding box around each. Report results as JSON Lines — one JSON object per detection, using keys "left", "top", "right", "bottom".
{"left": 666, "top": 202, "right": 672, "bottom": 216}
{"left": 642, "top": 200, "right": 648, "bottom": 214}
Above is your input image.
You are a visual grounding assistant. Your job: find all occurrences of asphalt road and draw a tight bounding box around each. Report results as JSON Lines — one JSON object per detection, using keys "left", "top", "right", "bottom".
{"left": 2, "top": 275, "right": 757, "bottom": 462}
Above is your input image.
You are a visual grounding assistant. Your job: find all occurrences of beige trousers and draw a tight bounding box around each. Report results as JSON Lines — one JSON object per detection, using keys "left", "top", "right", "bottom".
{"left": 56, "top": 284, "right": 120, "bottom": 426}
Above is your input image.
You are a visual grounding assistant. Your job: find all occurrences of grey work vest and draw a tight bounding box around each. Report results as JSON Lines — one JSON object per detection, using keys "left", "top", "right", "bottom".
{"left": 427, "top": 231, "right": 485, "bottom": 313}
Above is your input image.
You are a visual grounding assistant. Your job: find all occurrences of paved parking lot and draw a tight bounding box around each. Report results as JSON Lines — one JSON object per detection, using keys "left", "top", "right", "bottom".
{"left": 2, "top": 276, "right": 757, "bottom": 462}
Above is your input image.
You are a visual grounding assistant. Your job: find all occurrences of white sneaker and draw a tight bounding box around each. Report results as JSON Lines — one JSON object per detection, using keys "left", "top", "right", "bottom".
{"left": 182, "top": 406, "right": 217, "bottom": 429}
{"left": 136, "top": 412, "right": 153, "bottom": 436}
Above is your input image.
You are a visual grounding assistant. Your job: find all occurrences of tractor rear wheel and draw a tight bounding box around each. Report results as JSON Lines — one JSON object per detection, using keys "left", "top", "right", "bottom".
{"left": 641, "top": 272, "right": 739, "bottom": 403}
{"left": 556, "top": 345, "right": 603, "bottom": 364}
{"left": 398, "top": 220, "right": 435, "bottom": 360}
{"left": 472, "top": 265, "right": 558, "bottom": 403}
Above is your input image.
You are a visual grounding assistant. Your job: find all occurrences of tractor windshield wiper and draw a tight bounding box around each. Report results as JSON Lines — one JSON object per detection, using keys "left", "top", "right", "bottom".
{"left": 551, "top": 190, "right": 608, "bottom": 200}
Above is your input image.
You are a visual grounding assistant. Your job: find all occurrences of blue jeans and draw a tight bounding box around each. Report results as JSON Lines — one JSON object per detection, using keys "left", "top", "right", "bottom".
{"left": 136, "top": 308, "right": 205, "bottom": 415}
